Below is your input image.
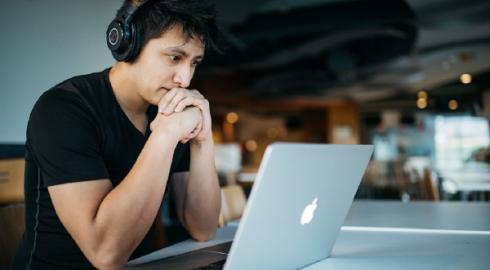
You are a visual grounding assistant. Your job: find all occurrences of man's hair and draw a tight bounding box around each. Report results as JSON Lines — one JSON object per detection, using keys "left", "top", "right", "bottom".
{"left": 116, "top": 0, "right": 223, "bottom": 60}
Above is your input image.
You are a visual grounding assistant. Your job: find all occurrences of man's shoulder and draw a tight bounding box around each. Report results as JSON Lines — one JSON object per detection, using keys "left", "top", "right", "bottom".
{"left": 30, "top": 69, "right": 112, "bottom": 126}
{"left": 51, "top": 68, "right": 110, "bottom": 97}
{"left": 35, "top": 68, "right": 112, "bottom": 112}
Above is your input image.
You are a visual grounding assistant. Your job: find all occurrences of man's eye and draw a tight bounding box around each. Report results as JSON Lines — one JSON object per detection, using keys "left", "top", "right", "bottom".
{"left": 192, "top": 60, "right": 201, "bottom": 67}
{"left": 169, "top": 55, "right": 181, "bottom": 62}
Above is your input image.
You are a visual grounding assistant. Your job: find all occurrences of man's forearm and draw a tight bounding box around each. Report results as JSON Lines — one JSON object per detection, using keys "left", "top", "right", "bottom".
{"left": 185, "top": 139, "right": 221, "bottom": 241}
{"left": 91, "top": 131, "right": 179, "bottom": 267}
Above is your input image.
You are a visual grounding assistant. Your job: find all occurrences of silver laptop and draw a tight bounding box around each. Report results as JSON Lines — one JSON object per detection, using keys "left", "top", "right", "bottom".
{"left": 223, "top": 143, "right": 373, "bottom": 270}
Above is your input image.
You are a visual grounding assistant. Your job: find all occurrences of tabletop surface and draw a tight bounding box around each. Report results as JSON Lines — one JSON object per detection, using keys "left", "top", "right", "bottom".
{"left": 127, "top": 200, "right": 490, "bottom": 269}
{"left": 344, "top": 200, "right": 490, "bottom": 231}
{"left": 304, "top": 229, "right": 490, "bottom": 270}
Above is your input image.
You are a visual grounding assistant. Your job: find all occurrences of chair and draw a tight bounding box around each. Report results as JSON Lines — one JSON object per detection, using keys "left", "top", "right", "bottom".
{"left": 0, "top": 159, "right": 25, "bottom": 204}
{"left": 422, "top": 168, "right": 439, "bottom": 201}
{"left": 400, "top": 167, "right": 439, "bottom": 201}
{"left": 0, "top": 204, "right": 25, "bottom": 269}
{"left": 219, "top": 184, "right": 247, "bottom": 227}
{"left": 0, "top": 158, "right": 25, "bottom": 268}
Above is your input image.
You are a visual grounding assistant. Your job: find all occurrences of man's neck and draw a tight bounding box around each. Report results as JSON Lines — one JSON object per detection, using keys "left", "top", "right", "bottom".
{"left": 108, "top": 62, "right": 149, "bottom": 116}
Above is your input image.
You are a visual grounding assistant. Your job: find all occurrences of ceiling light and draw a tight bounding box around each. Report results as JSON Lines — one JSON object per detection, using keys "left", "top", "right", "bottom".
{"left": 226, "top": 112, "right": 239, "bottom": 124}
{"left": 417, "top": 91, "right": 428, "bottom": 99}
{"left": 448, "top": 99, "right": 458, "bottom": 110}
{"left": 460, "top": 73, "right": 472, "bottom": 84}
{"left": 417, "top": 98, "right": 427, "bottom": 109}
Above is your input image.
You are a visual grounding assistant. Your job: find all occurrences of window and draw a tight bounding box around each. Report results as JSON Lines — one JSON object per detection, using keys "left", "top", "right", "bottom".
{"left": 434, "top": 116, "right": 489, "bottom": 170}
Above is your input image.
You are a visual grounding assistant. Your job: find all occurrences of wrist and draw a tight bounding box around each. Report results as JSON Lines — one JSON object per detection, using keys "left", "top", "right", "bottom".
{"left": 190, "top": 136, "right": 214, "bottom": 149}
{"left": 152, "top": 127, "right": 180, "bottom": 145}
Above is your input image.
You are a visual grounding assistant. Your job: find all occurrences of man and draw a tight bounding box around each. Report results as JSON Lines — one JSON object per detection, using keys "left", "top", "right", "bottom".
{"left": 11, "top": 0, "right": 222, "bottom": 269}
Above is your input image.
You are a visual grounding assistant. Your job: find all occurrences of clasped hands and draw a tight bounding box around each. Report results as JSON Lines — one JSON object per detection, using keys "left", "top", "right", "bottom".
{"left": 150, "top": 88, "right": 212, "bottom": 144}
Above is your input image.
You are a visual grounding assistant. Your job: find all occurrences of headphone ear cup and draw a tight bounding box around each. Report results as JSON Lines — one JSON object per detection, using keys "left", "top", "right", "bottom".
{"left": 125, "top": 20, "right": 142, "bottom": 62}
{"left": 107, "top": 0, "right": 150, "bottom": 62}
{"left": 107, "top": 20, "right": 127, "bottom": 61}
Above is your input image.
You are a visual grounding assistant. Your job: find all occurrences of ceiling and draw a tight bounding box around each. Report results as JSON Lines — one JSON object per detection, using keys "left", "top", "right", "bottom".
{"left": 199, "top": 0, "right": 490, "bottom": 114}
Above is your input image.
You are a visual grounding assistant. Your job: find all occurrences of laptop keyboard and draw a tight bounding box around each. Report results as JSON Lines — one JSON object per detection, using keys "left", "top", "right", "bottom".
{"left": 191, "top": 259, "right": 227, "bottom": 270}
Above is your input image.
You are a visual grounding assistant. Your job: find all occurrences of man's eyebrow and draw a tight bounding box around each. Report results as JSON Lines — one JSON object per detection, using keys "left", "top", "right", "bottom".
{"left": 164, "top": 47, "right": 204, "bottom": 60}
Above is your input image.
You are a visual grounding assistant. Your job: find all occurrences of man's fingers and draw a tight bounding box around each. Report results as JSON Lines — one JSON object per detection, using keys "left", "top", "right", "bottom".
{"left": 163, "top": 91, "right": 187, "bottom": 115}
{"left": 174, "top": 97, "right": 203, "bottom": 113}
{"left": 191, "top": 89, "right": 204, "bottom": 99}
{"left": 159, "top": 89, "right": 179, "bottom": 113}
{"left": 180, "top": 127, "right": 199, "bottom": 144}
{"left": 196, "top": 120, "right": 203, "bottom": 133}
{"left": 189, "top": 125, "right": 201, "bottom": 139}
{"left": 195, "top": 105, "right": 208, "bottom": 135}
{"left": 160, "top": 88, "right": 207, "bottom": 114}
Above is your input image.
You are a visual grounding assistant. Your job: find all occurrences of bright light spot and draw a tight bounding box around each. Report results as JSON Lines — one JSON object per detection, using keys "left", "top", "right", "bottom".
{"left": 226, "top": 112, "right": 239, "bottom": 124}
{"left": 245, "top": 140, "right": 257, "bottom": 152}
{"left": 417, "top": 98, "right": 427, "bottom": 109}
{"left": 460, "top": 73, "right": 472, "bottom": 84}
{"left": 417, "top": 91, "right": 428, "bottom": 99}
{"left": 448, "top": 99, "right": 458, "bottom": 110}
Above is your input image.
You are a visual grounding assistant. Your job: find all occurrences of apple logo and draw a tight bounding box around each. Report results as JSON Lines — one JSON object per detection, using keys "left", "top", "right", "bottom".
{"left": 301, "top": 198, "right": 318, "bottom": 225}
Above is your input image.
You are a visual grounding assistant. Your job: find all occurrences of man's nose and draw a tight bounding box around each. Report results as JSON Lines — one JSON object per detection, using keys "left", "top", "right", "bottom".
{"left": 173, "top": 66, "right": 193, "bottom": 88}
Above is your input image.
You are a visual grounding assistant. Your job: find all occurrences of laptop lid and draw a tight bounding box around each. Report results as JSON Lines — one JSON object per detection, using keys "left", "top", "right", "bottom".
{"left": 224, "top": 143, "right": 373, "bottom": 270}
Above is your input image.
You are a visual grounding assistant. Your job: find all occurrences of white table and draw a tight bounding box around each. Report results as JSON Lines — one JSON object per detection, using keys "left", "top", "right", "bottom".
{"left": 304, "top": 228, "right": 490, "bottom": 270}
{"left": 345, "top": 201, "right": 490, "bottom": 231}
{"left": 441, "top": 170, "right": 490, "bottom": 200}
{"left": 127, "top": 201, "right": 490, "bottom": 269}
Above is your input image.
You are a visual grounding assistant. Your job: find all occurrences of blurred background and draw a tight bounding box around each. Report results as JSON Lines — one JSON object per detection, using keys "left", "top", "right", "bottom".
{"left": 201, "top": 0, "right": 490, "bottom": 203}
{"left": 1, "top": 0, "right": 490, "bottom": 265}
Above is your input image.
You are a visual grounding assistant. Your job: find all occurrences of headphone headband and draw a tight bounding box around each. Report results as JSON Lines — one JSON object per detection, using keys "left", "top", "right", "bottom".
{"left": 123, "top": 0, "right": 151, "bottom": 24}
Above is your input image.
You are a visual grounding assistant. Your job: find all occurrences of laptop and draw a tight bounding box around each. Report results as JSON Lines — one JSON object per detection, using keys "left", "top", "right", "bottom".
{"left": 197, "top": 143, "right": 373, "bottom": 270}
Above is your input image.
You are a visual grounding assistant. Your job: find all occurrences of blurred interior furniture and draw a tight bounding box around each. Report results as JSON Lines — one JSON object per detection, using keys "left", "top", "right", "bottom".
{"left": 0, "top": 204, "right": 25, "bottom": 269}
{"left": 236, "top": 172, "right": 256, "bottom": 198}
{"left": 214, "top": 143, "right": 242, "bottom": 186}
{"left": 219, "top": 185, "right": 247, "bottom": 227}
{"left": 0, "top": 158, "right": 25, "bottom": 268}
{"left": 422, "top": 168, "right": 439, "bottom": 201}
{"left": 406, "top": 167, "right": 439, "bottom": 201}
{"left": 394, "top": 159, "right": 439, "bottom": 201}
{"left": 359, "top": 160, "right": 439, "bottom": 201}
{"left": 326, "top": 103, "right": 360, "bottom": 144}
{"left": 441, "top": 168, "right": 490, "bottom": 201}
{"left": 0, "top": 159, "right": 25, "bottom": 204}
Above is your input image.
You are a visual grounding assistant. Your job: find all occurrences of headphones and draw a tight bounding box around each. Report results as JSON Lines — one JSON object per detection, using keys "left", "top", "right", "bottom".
{"left": 106, "top": 0, "right": 152, "bottom": 62}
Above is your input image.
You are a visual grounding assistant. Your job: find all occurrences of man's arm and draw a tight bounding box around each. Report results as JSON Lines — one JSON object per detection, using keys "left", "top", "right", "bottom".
{"left": 48, "top": 108, "right": 202, "bottom": 270}
{"left": 160, "top": 88, "right": 220, "bottom": 241}
{"left": 171, "top": 139, "right": 221, "bottom": 241}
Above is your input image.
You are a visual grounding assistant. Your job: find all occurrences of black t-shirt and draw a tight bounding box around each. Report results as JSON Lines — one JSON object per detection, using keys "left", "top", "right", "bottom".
{"left": 11, "top": 68, "right": 190, "bottom": 270}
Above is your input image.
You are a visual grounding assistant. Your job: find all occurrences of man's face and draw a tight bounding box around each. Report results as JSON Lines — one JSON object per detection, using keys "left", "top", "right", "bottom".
{"left": 130, "top": 24, "right": 205, "bottom": 105}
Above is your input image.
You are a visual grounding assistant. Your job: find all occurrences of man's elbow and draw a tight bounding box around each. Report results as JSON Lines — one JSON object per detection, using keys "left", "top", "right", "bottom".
{"left": 89, "top": 248, "right": 129, "bottom": 270}
{"left": 184, "top": 211, "right": 220, "bottom": 242}
{"left": 191, "top": 228, "right": 217, "bottom": 242}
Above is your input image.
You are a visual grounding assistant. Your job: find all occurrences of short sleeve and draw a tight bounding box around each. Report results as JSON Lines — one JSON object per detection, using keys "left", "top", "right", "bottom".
{"left": 172, "top": 142, "right": 190, "bottom": 173}
{"left": 27, "top": 89, "right": 109, "bottom": 186}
